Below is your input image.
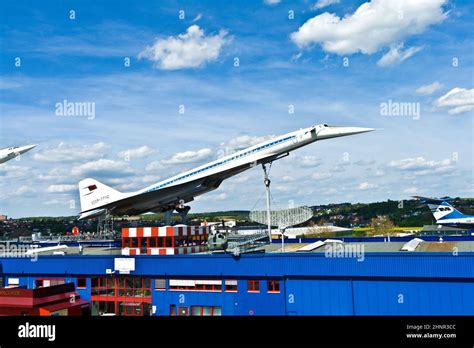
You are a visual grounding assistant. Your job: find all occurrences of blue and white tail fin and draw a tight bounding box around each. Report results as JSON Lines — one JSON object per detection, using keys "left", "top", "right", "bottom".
{"left": 413, "top": 196, "right": 466, "bottom": 222}
{"left": 79, "top": 178, "right": 125, "bottom": 214}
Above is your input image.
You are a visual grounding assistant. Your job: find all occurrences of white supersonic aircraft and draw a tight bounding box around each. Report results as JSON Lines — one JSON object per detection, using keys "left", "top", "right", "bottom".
{"left": 78, "top": 124, "right": 374, "bottom": 220}
{"left": 0, "top": 144, "right": 37, "bottom": 164}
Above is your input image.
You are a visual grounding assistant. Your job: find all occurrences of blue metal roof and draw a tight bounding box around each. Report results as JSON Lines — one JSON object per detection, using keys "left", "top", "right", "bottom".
{"left": 1, "top": 252, "right": 473, "bottom": 279}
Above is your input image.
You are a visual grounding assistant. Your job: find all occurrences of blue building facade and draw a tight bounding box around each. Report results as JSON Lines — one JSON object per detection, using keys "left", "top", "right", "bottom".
{"left": 1, "top": 252, "right": 473, "bottom": 316}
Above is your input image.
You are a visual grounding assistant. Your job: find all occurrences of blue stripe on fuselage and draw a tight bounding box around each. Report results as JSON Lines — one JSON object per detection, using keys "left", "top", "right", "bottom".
{"left": 143, "top": 135, "right": 297, "bottom": 193}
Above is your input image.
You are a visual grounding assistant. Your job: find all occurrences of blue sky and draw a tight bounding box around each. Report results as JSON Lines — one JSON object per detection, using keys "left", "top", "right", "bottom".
{"left": 0, "top": 0, "right": 473, "bottom": 217}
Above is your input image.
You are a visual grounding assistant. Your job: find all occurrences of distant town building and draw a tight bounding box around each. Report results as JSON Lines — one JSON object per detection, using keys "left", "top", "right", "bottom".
{"left": 420, "top": 225, "right": 470, "bottom": 235}
{"left": 202, "top": 220, "right": 236, "bottom": 228}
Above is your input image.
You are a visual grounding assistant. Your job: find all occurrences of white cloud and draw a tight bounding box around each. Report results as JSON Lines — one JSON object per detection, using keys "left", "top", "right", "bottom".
{"left": 264, "top": 0, "right": 281, "bottom": 5}
{"left": 138, "top": 25, "right": 229, "bottom": 70}
{"left": 141, "top": 175, "right": 160, "bottom": 183}
{"left": 291, "top": 0, "right": 447, "bottom": 57}
{"left": 291, "top": 52, "right": 303, "bottom": 61}
{"left": 213, "top": 192, "right": 228, "bottom": 201}
{"left": 298, "top": 155, "right": 322, "bottom": 168}
{"left": 354, "top": 159, "right": 375, "bottom": 166}
{"left": 403, "top": 187, "right": 418, "bottom": 194}
{"left": 71, "top": 159, "right": 134, "bottom": 177}
{"left": 106, "top": 178, "right": 129, "bottom": 185}
{"left": 377, "top": 43, "right": 423, "bottom": 67}
{"left": 34, "top": 142, "right": 109, "bottom": 162}
{"left": 416, "top": 81, "right": 443, "bottom": 95}
{"left": 374, "top": 170, "right": 385, "bottom": 177}
{"left": 195, "top": 192, "right": 228, "bottom": 202}
{"left": 312, "top": 172, "right": 332, "bottom": 180}
{"left": 0, "top": 79, "right": 22, "bottom": 90}
{"left": 312, "top": 0, "right": 339, "bottom": 10}
{"left": 145, "top": 161, "right": 165, "bottom": 172}
{"left": 221, "top": 134, "right": 274, "bottom": 151}
{"left": 332, "top": 161, "right": 350, "bottom": 172}
{"left": 192, "top": 14, "right": 202, "bottom": 22}
{"left": 388, "top": 156, "right": 453, "bottom": 176}
{"left": 38, "top": 167, "right": 70, "bottom": 181}
{"left": 358, "top": 182, "right": 377, "bottom": 190}
{"left": 274, "top": 185, "right": 291, "bottom": 193}
{"left": 118, "top": 145, "right": 155, "bottom": 159}
{"left": 161, "top": 148, "right": 213, "bottom": 165}
{"left": 435, "top": 87, "right": 474, "bottom": 115}
{"left": 47, "top": 184, "right": 77, "bottom": 193}
{"left": 0, "top": 164, "right": 30, "bottom": 179}
{"left": 388, "top": 157, "right": 451, "bottom": 170}
{"left": 114, "top": 181, "right": 142, "bottom": 191}
{"left": 281, "top": 175, "right": 295, "bottom": 182}
{"left": 43, "top": 199, "right": 62, "bottom": 205}
{"left": 332, "top": 165, "right": 347, "bottom": 173}
{"left": 13, "top": 185, "right": 36, "bottom": 196}
{"left": 229, "top": 174, "right": 252, "bottom": 184}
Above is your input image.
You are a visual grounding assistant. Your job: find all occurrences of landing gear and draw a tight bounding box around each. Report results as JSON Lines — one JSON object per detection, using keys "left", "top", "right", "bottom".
{"left": 176, "top": 205, "right": 191, "bottom": 224}
{"left": 164, "top": 204, "right": 191, "bottom": 225}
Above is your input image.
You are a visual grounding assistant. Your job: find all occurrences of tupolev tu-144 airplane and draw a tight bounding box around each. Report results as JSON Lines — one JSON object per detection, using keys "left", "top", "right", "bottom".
{"left": 0, "top": 144, "right": 37, "bottom": 164}
{"left": 78, "top": 124, "right": 374, "bottom": 220}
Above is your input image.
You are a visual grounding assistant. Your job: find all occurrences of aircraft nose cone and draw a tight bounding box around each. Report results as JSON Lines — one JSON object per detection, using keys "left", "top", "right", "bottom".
{"left": 317, "top": 126, "right": 375, "bottom": 139}
{"left": 18, "top": 144, "right": 38, "bottom": 154}
{"left": 343, "top": 127, "right": 375, "bottom": 135}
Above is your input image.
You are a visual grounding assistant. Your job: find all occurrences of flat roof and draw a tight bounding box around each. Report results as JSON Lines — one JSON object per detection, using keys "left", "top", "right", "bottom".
{"left": 10, "top": 237, "right": 474, "bottom": 256}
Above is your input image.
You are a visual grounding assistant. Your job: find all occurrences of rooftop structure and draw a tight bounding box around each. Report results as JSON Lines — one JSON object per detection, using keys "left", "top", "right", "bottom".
{"left": 1, "top": 237, "right": 473, "bottom": 316}
{"left": 0, "top": 282, "right": 88, "bottom": 316}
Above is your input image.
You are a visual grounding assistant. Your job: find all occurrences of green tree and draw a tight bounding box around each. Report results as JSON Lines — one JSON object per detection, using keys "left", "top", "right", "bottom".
{"left": 369, "top": 215, "right": 395, "bottom": 236}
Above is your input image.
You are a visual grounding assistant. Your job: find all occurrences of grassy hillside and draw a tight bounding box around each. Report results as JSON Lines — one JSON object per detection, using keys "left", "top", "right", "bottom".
{"left": 3, "top": 198, "right": 473, "bottom": 237}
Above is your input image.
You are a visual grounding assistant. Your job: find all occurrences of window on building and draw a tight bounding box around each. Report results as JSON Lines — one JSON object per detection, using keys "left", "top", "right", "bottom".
{"left": 77, "top": 277, "right": 87, "bottom": 289}
{"left": 165, "top": 237, "right": 173, "bottom": 247}
{"left": 191, "top": 306, "right": 201, "bottom": 316}
{"left": 202, "top": 306, "right": 212, "bottom": 316}
{"left": 169, "top": 279, "right": 222, "bottom": 292}
{"left": 106, "top": 301, "right": 114, "bottom": 314}
{"left": 35, "top": 278, "right": 65, "bottom": 288}
{"left": 156, "top": 237, "right": 163, "bottom": 247}
{"left": 125, "top": 277, "right": 133, "bottom": 290}
{"left": 123, "top": 238, "right": 131, "bottom": 248}
{"left": 267, "top": 280, "right": 281, "bottom": 293}
{"left": 225, "top": 280, "right": 238, "bottom": 292}
{"left": 154, "top": 278, "right": 166, "bottom": 290}
{"left": 91, "top": 276, "right": 152, "bottom": 298}
{"left": 190, "top": 306, "right": 222, "bottom": 316}
{"left": 7, "top": 278, "right": 19, "bottom": 287}
{"left": 247, "top": 280, "right": 260, "bottom": 293}
{"left": 143, "top": 303, "right": 152, "bottom": 316}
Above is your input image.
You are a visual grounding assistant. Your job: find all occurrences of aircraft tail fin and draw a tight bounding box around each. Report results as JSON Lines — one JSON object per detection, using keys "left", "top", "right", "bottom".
{"left": 79, "top": 178, "right": 124, "bottom": 213}
{"left": 413, "top": 196, "right": 466, "bottom": 222}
